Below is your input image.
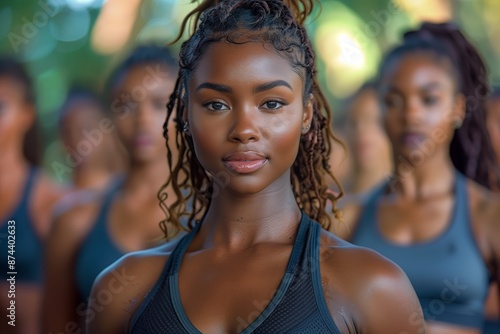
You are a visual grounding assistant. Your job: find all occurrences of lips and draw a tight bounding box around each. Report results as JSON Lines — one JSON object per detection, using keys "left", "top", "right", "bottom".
{"left": 223, "top": 151, "right": 268, "bottom": 174}
{"left": 400, "top": 132, "right": 426, "bottom": 147}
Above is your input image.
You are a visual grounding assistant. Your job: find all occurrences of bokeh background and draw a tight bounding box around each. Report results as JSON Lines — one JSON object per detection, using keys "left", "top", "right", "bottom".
{"left": 1, "top": 0, "right": 499, "bottom": 182}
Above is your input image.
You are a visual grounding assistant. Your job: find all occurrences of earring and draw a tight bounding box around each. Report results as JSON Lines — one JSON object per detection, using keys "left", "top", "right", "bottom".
{"left": 454, "top": 118, "right": 463, "bottom": 129}
{"left": 183, "top": 122, "right": 189, "bottom": 133}
{"left": 302, "top": 124, "right": 311, "bottom": 132}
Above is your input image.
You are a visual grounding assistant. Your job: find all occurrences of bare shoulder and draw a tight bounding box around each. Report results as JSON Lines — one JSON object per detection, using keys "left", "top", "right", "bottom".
{"left": 32, "top": 171, "right": 69, "bottom": 235}
{"left": 49, "top": 191, "right": 104, "bottom": 247}
{"left": 318, "top": 230, "right": 424, "bottom": 334}
{"left": 467, "top": 180, "right": 500, "bottom": 269}
{"left": 467, "top": 179, "right": 500, "bottom": 226}
{"left": 88, "top": 242, "right": 178, "bottom": 334}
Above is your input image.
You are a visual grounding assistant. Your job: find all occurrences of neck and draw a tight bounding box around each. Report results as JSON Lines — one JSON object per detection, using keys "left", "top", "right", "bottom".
{"left": 391, "top": 148, "right": 455, "bottom": 200}
{"left": 122, "top": 158, "right": 169, "bottom": 198}
{"left": 0, "top": 147, "right": 29, "bottom": 186}
{"left": 72, "top": 160, "right": 112, "bottom": 190}
{"left": 348, "top": 161, "right": 391, "bottom": 193}
{"left": 200, "top": 174, "right": 302, "bottom": 251}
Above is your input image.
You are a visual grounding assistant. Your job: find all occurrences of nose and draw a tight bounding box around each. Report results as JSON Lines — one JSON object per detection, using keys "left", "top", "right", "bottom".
{"left": 135, "top": 102, "right": 153, "bottom": 128}
{"left": 402, "top": 97, "right": 423, "bottom": 125}
{"left": 228, "top": 105, "right": 261, "bottom": 144}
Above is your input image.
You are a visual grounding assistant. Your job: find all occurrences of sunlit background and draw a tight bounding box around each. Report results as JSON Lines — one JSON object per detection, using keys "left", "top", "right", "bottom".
{"left": 1, "top": 0, "right": 499, "bottom": 180}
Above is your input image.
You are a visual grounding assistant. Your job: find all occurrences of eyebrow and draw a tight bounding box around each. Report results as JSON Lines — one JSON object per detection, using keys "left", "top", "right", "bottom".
{"left": 253, "top": 80, "right": 293, "bottom": 93}
{"left": 196, "top": 82, "right": 232, "bottom": 93}
{"left": 195, "top": 80, "right": 293, "bottom": 94}
{"left": 386, "top": 82, "right": 443, "bottom": 94}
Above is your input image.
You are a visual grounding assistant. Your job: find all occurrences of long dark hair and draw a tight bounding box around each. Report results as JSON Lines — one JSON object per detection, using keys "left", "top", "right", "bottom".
{"left": 0, "top": 57, "right": 41, "bottom": 166}
{"left": 378, "top": 22, "right": 500, "bottom": 191}
{"left": 159, "top": 0, "right": 343, "bottom": 239}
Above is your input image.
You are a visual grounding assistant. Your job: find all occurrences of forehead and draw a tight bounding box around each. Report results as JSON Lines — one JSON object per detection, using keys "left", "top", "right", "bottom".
{"left": 189, "top": 42, "right": 303, "bottom": 89}
{"left": 382, "top": 54, "right": 454, "bottom": 90}
{"left": 115, "top": 64, "right": 175, "bottom": 93}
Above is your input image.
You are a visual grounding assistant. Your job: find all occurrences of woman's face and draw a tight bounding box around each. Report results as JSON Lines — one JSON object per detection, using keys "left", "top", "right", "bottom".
{"left": 61, "top": 100, "right": 105, "bottom": 152}
{"left": 112, "top": 64, "right": 175, "bottom": 164}
{"left": 0, "top": 76, "right": 34, "bottom": 156}
{"left": 487, "top": 97, "right": 500, "bottom": 166}
{"left": 187, "top": 41, "right": 313, "bottom": 195}
{"left": 380, "top": 54, "right": 464, "bottom": 164}
{"left": 345, "top": 89, "right": 391, "bottom": 170}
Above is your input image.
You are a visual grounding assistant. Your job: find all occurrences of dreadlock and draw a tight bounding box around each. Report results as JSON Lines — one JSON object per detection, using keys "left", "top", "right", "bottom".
{"left": 159, "top": 0, "right": 343, "bottom": 239}
{"left": 378, "top": 22, "right": 500, "bottom": 191}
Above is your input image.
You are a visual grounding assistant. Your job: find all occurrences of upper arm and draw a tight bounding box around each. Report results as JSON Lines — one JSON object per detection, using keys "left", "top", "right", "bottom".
{"left": 86, "top": 252, "right": 169, "bottom": 334}
{"left": 321, "top": 243, "right": 424, "bottom": 334}
{"left": 356, "top": 252, "right": 424, "bottom": 334}
{"left": 42, "top": 204, "right": 96, "bottom": 333}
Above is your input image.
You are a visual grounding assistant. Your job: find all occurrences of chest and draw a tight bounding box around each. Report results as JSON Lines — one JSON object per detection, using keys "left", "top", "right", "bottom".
{"left": 177, "top": 245, "right": 292, "bottom": 333}
{"left": 377, "top": 196, "right": 455, "bottom": 244}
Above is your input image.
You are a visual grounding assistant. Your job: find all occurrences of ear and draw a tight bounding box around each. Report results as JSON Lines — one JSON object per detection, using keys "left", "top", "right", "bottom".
{"left": 301, "top": 94, "right": 314, "bottom": 134}
{"left": 451, "top": 93, "right": 466, "bottom": 128}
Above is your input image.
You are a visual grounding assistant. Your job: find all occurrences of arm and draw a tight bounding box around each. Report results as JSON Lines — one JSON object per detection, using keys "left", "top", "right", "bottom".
{"left": 322, "top": 243, "right": 424, "bottom": 334}
{"left": 42, "top": 205, "right": 96, "bottom": 333}
{"left": 86, "top": 250, "right": 170, "bottom": 334}
{"left": 355, "top": 252, "right": 425, "bottom": 333}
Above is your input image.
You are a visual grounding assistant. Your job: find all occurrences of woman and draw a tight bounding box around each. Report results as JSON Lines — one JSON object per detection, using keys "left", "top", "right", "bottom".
{"left": 335, "top": 82, "right": 392, "bottom": 229}
{"left": 0, "top": 57, "right": 66, "bottom": 334}
{"left": 51, "top": 87, "right": 126, "bottom": 218}
{"left": 343, "top": 22, "right": 500, "bottom": 334}
{"left": 342, "top": 82, "right": 392, "bottom": 196}
{"left": 89, "top": 1, "right": 423, "bottom": 333}
{"left": 42, "top": 45, "right": 179, "bottom": 333}
{"left": 58, "top": 87, "right": 124, "bottom": 191}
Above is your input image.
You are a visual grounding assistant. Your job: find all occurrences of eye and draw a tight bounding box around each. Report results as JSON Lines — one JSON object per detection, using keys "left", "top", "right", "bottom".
{"left": 203, "top": 101, "right": 229, "bottom": 111}
{"left": 384, "top": 95, "right": 402, "bottom": 108}
{"left": 262, "top": 100, "right": 285, "bottom": 110}
{"left": 422, "top": 95, "right": 438, "bottom": 106}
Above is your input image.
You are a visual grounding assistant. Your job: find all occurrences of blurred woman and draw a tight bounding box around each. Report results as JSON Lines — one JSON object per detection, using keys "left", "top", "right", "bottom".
{"left": 58, "top": 87, "right": 124, "bottom": 191}
{"left": 51, "top": 87, "right": 126, "bottom": 219}
{"left": 0, "top": 57, "right": 66, "bottom": 334}
{"left": 336, "top": 22, "right": 500, "bottom": 334}
{"left": 42, "top": 45, "right": 179, "bottom": 333}
{"left": 342, "top": 82, "right": 392, "bottom": 197}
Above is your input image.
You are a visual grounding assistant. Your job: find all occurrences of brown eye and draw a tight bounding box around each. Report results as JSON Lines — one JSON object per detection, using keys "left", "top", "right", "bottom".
{"left": 203, "top": 101, "right": 229, "bottom": 111}
{"left": 262, "top": 100, "right": 286, "bottom": 110}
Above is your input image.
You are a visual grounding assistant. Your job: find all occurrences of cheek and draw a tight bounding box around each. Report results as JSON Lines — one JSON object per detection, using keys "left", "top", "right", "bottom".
{"left": 114, "top": 117, "right": 135, "bottom": 142}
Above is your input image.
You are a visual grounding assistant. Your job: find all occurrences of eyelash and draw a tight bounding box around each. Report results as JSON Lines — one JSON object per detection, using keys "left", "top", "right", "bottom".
{"left": 202, "top": 99, "right": 288, "bottom": 112}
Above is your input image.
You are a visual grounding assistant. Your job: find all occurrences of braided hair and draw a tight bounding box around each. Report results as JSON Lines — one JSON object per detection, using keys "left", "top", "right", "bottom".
{"left": 159, "top": 0, "right": 343, "bottom": 239}
{"left": 378, "top": 22, "right": 500, "bottom": 190}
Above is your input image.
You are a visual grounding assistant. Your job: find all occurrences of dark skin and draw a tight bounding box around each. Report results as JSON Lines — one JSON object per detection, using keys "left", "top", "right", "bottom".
{"left": 42, "top": 64, "right": 178, "bottom": 333}
{"left": 89, "top": 42, "right": 423, "bottom": 334}
{"left": 331, "top": 54, "right": 500, "bottom": 334}
{"left": 60, "top": 99, "right": 124, "bottom": 191}
{"left": 0, "top": 76, "right": 66, "bottom": 334}
{"left": 485, "top": 97, "right": 500, "bottom": 321}
{"left": 344, "top": 88, "right": 392, "bottom": 193}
